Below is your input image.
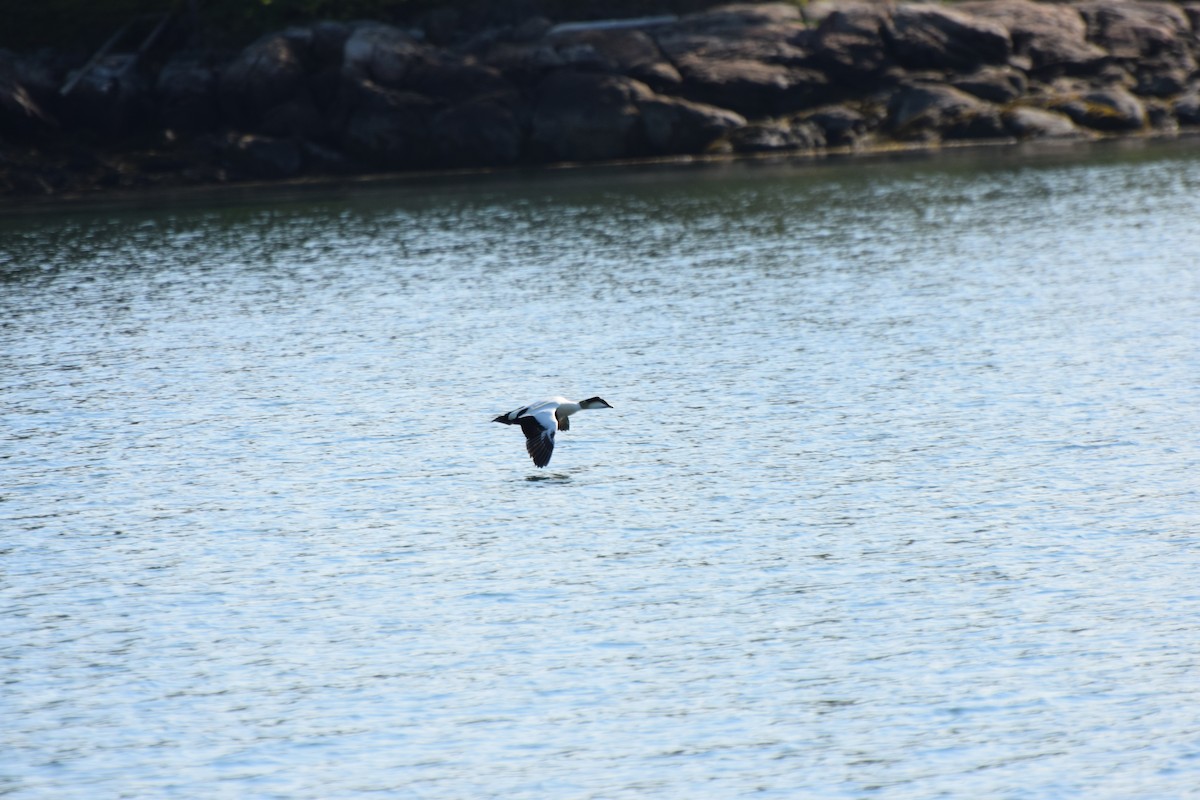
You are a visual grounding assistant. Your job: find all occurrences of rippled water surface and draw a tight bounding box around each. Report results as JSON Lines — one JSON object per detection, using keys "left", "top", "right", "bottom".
{"left": 4, "top": 144, "right": 1200, "bottom": 798}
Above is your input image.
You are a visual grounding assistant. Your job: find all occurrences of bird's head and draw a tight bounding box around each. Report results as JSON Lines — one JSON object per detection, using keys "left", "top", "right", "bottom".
{"left": 580, "top": 396, "right": 612, "bottom": 410}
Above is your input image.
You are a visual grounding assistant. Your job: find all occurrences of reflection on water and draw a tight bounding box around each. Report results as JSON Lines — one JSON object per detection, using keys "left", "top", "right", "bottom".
{"left": 3, "top": 142, "right": 1200, "bottom": 799}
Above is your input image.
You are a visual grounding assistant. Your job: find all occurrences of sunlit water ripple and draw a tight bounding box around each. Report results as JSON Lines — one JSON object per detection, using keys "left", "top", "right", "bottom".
{"left": 3, "top": 144, "right": 1200, "bottom": 798}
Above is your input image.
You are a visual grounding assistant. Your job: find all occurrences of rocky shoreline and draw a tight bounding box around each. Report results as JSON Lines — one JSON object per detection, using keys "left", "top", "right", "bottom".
{"left": 4, "top": 0, "right": 1200, "bottom": 199}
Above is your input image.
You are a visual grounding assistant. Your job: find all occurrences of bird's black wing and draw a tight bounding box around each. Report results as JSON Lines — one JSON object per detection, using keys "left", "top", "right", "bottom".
{"left": 518, "top": 415, "right": 555, "bottom": 468}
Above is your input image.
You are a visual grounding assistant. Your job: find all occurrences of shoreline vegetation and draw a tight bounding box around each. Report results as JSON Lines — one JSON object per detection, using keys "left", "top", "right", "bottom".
{"left": 4, "top": 0, "right": 1200, "bottom": 201}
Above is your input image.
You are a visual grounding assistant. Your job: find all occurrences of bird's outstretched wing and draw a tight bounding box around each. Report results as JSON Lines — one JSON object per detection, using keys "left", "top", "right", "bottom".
{"left": 518, "top": 411, "right": 556, "bottom": 467}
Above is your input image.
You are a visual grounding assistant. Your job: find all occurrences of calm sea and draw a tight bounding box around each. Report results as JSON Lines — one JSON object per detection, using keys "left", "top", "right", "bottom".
{"left": 3, "top": 142, "right": 1199, "bottom": 798}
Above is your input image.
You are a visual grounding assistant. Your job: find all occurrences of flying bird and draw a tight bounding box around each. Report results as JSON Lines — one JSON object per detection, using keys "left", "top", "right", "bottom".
{"left": 492, "top": 396, "right": 613, "bottom": 467}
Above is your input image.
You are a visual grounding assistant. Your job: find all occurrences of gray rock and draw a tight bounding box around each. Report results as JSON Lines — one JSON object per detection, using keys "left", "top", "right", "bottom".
{"left": 724, "top": 118, "right": 825, "bottom": 153}
{"left": 958, "top": 0, "right": 1106, "bottom": 74}
{"left": 342, "top": 23, "right": 427, "bottom": 87}
{"left": 1144, "top": 99, "right": 1178, "bottom": 131}
{"left": 220, "top": 33, "right": 312, "bottom": 129}
{"left": 404, "top": 56, "right": 516, "bottom": 104}
{"left": 639, "top": 94, "right": 746, "bottom": 154}
{"left": 670, "top": 55, "right": 830, "bottom": 117}
{"left": 1002, "top": 105, "right": 1090, "bottom": 138}
{"left": 952, "top": 67, "right": 1028, "bottom": 103}
{"left": 431, "top": 97, "right": 524, "bottom": 166}
{"left": 1174, "top": 92, "right": 1200, "bottom": 126}
{"left": 339, "top": 78, "right": 437, "bottom": 167}
{"left": 887, "top": 82, "right": 1007, "bottom": 140}
{"left": 1076, "top": 2, "right": 1196, "bottom": 100}
{"left": 654, "top": 9, "right": 823, "bottom": 115}
{"left": 311, "top": 21, "right": 355, "bottom": 67}
{"left": 1050, "top": 86, "right": 1147, "bottom": 131}
{"left": 545, "top": 29, "right": 682, "bottom": 90}
{"left": 21, "top": 0, "right": 1200, "bottom": 194}
{"left": 1075, "top": 0, "right": 1193, "bottom": 64}
{"left": 156, "top": 52, "right": 220, "bottom": 134}
{"left": 887, "top": 4, "right": 1011, "bottom": 72}
{"left": 1134, "top": 66, "right": 1188, "bottom": 98}
{"left": 812, "top": 6, "right": 893, "bottom": 81}
{"left": 801, "top": 104, "right": 872, "bottom": 147}
{"left": 472, "top": 38, "right": 557, "bottom": 85}
{"left": 531, "top": 72, "right": 654, "bottom": 161}
{"left": 658, "top": 14, "right": 810, "bottom": 66}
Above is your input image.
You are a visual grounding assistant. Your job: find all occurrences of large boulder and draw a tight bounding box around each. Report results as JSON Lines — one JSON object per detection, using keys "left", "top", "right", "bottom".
{"left": 543, "top": 29, "right": 682, "bottom": 91}
{"left": 812, "top": 5, "right": 894, "bottom": 82}
{"left": 220, "top": 32, "right": 313, "bottom": 129}
{"left": 639, "top": 94, "right": 746, "bottom": 153}
{"left": 887, "top": 4, "right": 1011, "bottom": 72}
{"left": 156, "top": 51, "right": 221, "bottom": 134}
{"left": 952, "top": 66, "right": 1028, "bottom": 103}
{"left": 339, "top": 77, "right": 438, "bottom": 168}
{"left": 430, "top": 97, "right": 524, "bottom": 166}
{"left": 1174, "top": 91, "right": 1200, "bottom": 126}
{"left": 1075, "top": 0, "right": 1193, "bottom": 62}
{"left": 1143, "top": 98, "right": 1178, "bottom": 131}
{"left": 472, "top": 32, "right": 562, "bottom": 87}
{"left": 801, "top": 103, "right": 874, "bottom": 147}
{"left": 668, "top": 55, "right": 829, "bottom": 117}
{"left": 957, "top": 0, "right": 1106, "bottom": 74}
{"left": 342, "top": 23, "right": 427, "bottom": 87}
{"left": 722, "top": 118, "right": 826, "bottom": 153}
{"left": 338, "top": 23, "right": 524, "bottom": 167}
{"left": 655, "top": 8, "right": 825, "bottom": 115}
{"left": 660, "top": 3, "right": 809, "bottom": 62}
{"left": 530, "top": 71, "right": 654, "bottom": 161}
{"left": 1002, "top": 105, "right": 1090, "bottom": 139}
{"left": 887, "top": 82, "right": 1007, "bottom": 140}
{"left": 1047, "top": 85, "right": 1147, "bottom": 131}
{"left": 311, "top": 20, "right": 356, "bottom": 66}
{"left": 403, "top": 54, "right": 517, "bottom": 105}
{"left": 342, "top": 22, "right": 519, "bottom": 112}
{"left": 1075, "top": 0, "right": 1196, "bottom": 96}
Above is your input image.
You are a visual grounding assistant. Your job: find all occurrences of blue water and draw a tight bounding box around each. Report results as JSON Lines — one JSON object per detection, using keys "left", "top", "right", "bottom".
{"left": 3, "top": 143, "right": 1200, "bottom": 798}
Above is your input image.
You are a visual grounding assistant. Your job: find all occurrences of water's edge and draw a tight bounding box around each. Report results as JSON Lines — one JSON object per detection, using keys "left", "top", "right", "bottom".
{"left": 5, "top": 133, "right": 1198, "bottom": 216}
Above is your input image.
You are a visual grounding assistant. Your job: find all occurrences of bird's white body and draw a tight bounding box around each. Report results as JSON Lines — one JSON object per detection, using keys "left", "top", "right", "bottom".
{"left": 492, "top": 395, "right": 612, "bottom": 467}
